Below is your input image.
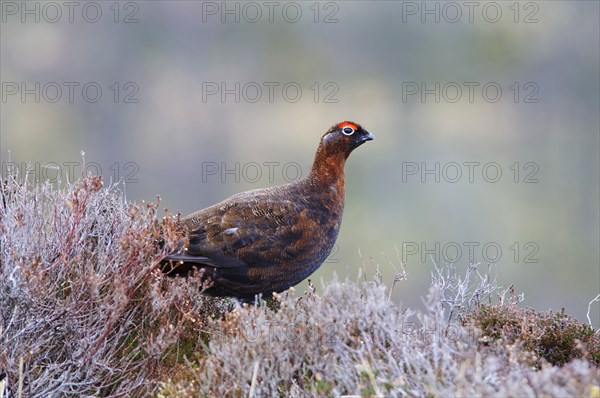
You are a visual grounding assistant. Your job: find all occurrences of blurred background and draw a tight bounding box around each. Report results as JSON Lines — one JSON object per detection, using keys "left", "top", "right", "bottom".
{"left": 1, "top": 1, "right": 598, "bottom": 325}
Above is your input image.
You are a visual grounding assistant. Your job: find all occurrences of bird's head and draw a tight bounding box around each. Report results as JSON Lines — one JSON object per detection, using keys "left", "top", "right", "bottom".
{"left": 308, "top": 121, "right": 374, "bottom": 183}
{"left": 320, "top": 121, "right": 375, "bottom": 157}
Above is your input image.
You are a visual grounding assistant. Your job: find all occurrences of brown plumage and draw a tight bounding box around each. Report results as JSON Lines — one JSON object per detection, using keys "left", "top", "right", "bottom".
{"left": 161, "top": 121, "right": 374, "bottom": 300}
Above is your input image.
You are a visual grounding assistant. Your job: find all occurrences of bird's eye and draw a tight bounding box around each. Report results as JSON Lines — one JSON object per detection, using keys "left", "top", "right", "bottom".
{"left": 342, "top": 127, "right": 355, "bottom": 135}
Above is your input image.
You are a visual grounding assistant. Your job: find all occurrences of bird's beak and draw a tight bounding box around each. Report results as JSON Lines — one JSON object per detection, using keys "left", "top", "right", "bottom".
{"left": 362, "top": 131, "right": 375, "bottom": 142}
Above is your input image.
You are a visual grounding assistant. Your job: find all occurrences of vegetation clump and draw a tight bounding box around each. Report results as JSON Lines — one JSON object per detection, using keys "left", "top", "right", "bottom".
{"left": 472, "top": 305, "right": 599, "bottom": 368}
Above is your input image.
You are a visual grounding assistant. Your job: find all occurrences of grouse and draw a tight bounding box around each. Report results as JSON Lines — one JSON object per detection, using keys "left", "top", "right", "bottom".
{"left": 161, "top": 121, "right": 374, "bottom": 300}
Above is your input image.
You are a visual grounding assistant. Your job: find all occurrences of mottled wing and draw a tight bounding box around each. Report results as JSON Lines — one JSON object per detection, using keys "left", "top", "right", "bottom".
{"left": 162, "top": 189, "right": 314, "bottom": 295}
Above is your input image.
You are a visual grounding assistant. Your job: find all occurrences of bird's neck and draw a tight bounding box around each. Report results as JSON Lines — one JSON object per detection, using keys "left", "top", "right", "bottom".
{"left": 305, "top": 145, "right": 347, "bottom": 198}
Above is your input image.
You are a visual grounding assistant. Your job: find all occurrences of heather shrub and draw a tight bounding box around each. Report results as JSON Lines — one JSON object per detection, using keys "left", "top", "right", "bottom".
{"left": 158, "top": 265, "right": 599, "bottom": 397}
{"left": 1, "top": 173, "right": 598, "bottom": 397}
{"left": 0, "top": 174, "right": 227, "bottom": 397}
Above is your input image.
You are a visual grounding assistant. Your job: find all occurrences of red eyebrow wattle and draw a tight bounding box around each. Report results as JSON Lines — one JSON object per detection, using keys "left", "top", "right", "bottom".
{"left": 339, "top": 122, "right": 359, "bottom": 130}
